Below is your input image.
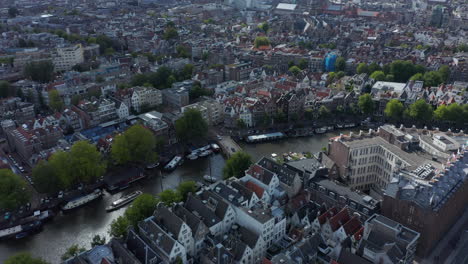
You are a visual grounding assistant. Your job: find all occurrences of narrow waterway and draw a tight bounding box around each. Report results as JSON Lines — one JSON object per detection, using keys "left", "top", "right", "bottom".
{"left": 0, "top": 130, "right": 350, "bottom": 263}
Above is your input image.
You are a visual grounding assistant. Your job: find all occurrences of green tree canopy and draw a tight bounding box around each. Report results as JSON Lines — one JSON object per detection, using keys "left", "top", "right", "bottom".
{"left": 32, "top": 160, "right": 64, "bottom": 194}
{"left": 289, "top": 65, "right": 301, "bottom": 76}
{"left": 48, "top": 90, "right": 63, "bottom": 112}
{"left": 410, "top": 73, "right": 424, "bottom": 81}
{"left": 297, "top": 58, "right": 308, "bottom": 70}
{"left": 408, "top": 99, "right": 433, "bottom": 122}
{"left": 70, "top": 141, "right": 106, "bottom": 183}
{"left": 5, "top": 252, "right": 49, "bottom": 264}
{"left": 254, "top": 36, "right": 270, "bottom": 48}
{"left": 0, "top": 169, "right": 30, "bottom": 210}
{"left": 368, "top": 62, "right": 382, "bottom": 74}
{"left": 258, "top": 22, "right": 269, "bottom": 34}
{"left": 163, "top": 27, "right": 178, "bottom": 40}
{"left": 423, "top": 71, "right": 443, "bottom": 87}
{"left": 435, "top": 103, "right": 464, "bottom": 124}
{"left": 223, "top": 152, "right": 252, "bottom": 179}
{"left": 177, "top": 181, "right": 197, "bottom": 201}
{"left": 356, "top": 63, "right": 368, "bottom": 74}
{"left": 389, "top": 60, "right": 425, "bottom": 83}
{"left": 90, "top": 235, "right": 106, "bottom": 248}
{"left": 370, "top": 71, "right": 386, "bottom": 81}
{"left": 158, "top": 189, "right": 181, "bottom": 206}
{"left": 24, "top": 61, "right": 54, "bottom": 83}
{"left": 358, "top": 93, "right": 374, "bottom": 115}
{"left": 0, "top": 80, "right": 14, "bottom": 98}
{"left": 438, "top": 65, "right": 450, "bottom": 82}
{"left": 175, "top": 109, "right": 208, "bottom": 142}
{"left": 335, "top": 57, "right": 346, "bottom": 72}
{"left": 124, "top": 194, "right": 158, "bottom": 227}
{"left": 61, "top": 244, "right": 86, "bottom": 261}
{"left": 111, "top": 124, "right": 157, "bottom": 165}
{"left": 8, "top": 7, "right": 19, "bottom": 18}
{"left": 318, "top": 105, "right": 331, "bottom": 119}
{"left": 384, "top": 99, "right": 404, "bottom": 121}
{"left": 109, "top": 216, "right": 130, "bottom": 238}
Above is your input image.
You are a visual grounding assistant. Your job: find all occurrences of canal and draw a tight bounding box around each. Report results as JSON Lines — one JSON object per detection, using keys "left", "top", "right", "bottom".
{"left": 0, "top": 131, "right": 345, "bottom": 263}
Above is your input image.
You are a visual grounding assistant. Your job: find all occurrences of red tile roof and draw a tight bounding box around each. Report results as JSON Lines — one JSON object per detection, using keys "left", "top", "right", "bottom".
{"left": 329, "top": 207, "right": 351, "bottom": 231}
{"left": 245, "top": 180, "right": 265, "bottom": 198}
{"left": 342, "top": 216, "right": 362, "bottom": 236}
{"left": 318, "top": 207, "right": 338, "bottom": 225}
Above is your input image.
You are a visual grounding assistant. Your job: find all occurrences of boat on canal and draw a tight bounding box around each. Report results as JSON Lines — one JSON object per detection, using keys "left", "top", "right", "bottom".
{"left": 203, "top": 175, "right": 217, "bottom": 183}
{"left": 315, "top": 127, "right": 327, "bottom": 134}
{"left": 199, "top": 150, "right": 213, "bottom": 157}
{"left": 0, "top": 219, "right": 43, "bottom": 240}
{"left": 164, "top": 155, "right": 183, "bottom": 171}
{"left": 246, "top": 132, "right": 285, "bottom": 143}
{"left": 145, "top": 162, "right": 160, "bottom": 169}
{"left": 106, "top": 190, "right": 143, "bottom": 212}
{"left": 186, "top": 152, "right": 199, "bottom": 160}
{"left": 61, "top": 189, "right": 103, "bottom": 211}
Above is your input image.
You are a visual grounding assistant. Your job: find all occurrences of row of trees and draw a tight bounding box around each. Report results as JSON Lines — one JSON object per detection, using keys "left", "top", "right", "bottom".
{"left": 111, "top": 124, "right": 158, "bottom": 165}
{"left": 32, "top": 141, "right": 106, "bottom": 194}
{"left": 0, "top": 169, "right": 30, "bottom": 211}
{"left": 109, "top": 181, "right": 197, "bottom": 238}
{"left": 359, "top": 94, "right": 468, "bottom": 125}
{"left": 130, "top": 65, "right": 193, "bottom": 89}
{"left": 357, "top": 60, "right": 450, "bottom": 86}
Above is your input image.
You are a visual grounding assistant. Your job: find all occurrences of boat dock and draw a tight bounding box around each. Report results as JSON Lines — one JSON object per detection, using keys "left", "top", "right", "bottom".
{"left": 218, "top": 136, "right": 243, "bottom": 158}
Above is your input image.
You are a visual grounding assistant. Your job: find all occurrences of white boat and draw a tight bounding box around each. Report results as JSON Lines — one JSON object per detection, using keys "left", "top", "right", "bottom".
{"left": 211, "top": 143, "right": 220, "bottom": 152}
{"left": 315, "top": 127, "right": 327, "bottom": 134}
{"left": 146, "top": 162, "right": 159, "bottom": 169}
{"left": 61, "top": 189, "right": 103, "bottom": 211}
{"left": 164, "top": 155, "right": 183, "bottom": 171}
{"left": 199, "top": 150, "right": 213, "bottom": 157}
{"left": 106, "top": 191, "right": 143, "bottom": 212}
{"left": 203, "top": 175, "right": 216, "bottom": 183}
{"left": 186, "top": 153, "right": 199, "bottom": 160}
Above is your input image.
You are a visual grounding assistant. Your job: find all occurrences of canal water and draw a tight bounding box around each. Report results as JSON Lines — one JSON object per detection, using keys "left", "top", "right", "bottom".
{"left": 0, "top": 131, "right": 346, "bottom": 263}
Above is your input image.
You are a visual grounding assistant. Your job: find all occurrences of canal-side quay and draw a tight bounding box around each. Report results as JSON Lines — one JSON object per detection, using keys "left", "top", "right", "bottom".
{"left": 0, "top": 130, "right": 353, "bottom": 263}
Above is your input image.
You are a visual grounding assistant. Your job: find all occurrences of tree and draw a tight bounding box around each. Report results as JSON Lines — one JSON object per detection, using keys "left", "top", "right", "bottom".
{"left": 318, "top": 105, "right": 330, "bottom": 119}
{"left": 104, "top": 47, "right": 115, "bottom": 56}
{"left": 356, "top": 63, "right": 368, "bottom": 74}
{"left": 90, "top": 235, "right": 106, "bottom": 247}
{"left": 111, "top": 125, "right": 157, "bottom": 165}
{"left": 423, "top": 71, "right": 443, "bottom": 87}
{"left": 175, "top": 109, "right": 208, "bottom": 142}
{"left": 180, "top": 64, "right": 194, "bottom": 80}
{"left": 61, "top": 244, "right": 86, "bottom": 261}
{"left": 384, "top": 99, "right": 404, "bottom": 121}
{"left": 0, "top": 169, "right": 30, "bottom": 210}
{"left": 49, "top": 151, "right": 74, "bottom": 187}
{"left": 124, "top": 194, "right": 158, "bottom": 227}
{"left": 223, "top": 152, "right": 252, "bottom": 179}
{"left": 32, "top": 160, "right": 64, "bottom": 194}
{"left": 258, "top": 22, "right": 269, "bottom": 34}
{"left": 297, "top": 58, "right": 308, "bottom": 70}
{"left": 24, "top": 61, "right": 54, "bottom": 83}
{"left": 8, "top": 7, "right": 19, "bottom": 18}
{"left": 254, "top": 36, "right": 270, "bottom": 48}
{"left": 109, "top": 216, "right": 130, "bottom": 238}
{"left": 368, "top": 62, "right": 382, "bottom": 74}
{"left": 335, "top": 57, "right": 346, "bottom": 72}
{"left": 70, "top": 141, "right": 106, "bottom": 183}
{"left": 5, "top": 253, "right": 49, "bottom": 264}
{"left": 176, "top": 45, "right": 190, "bottom": 58}
{"left": 0, "top": 81, "right": 13, "bottom": 98}
{"left": 158, "top": 189, "right": 181, "bottom": 206}
{"left": 370, "top": 71, "right": 386, "bottom": 81}
{"left": 289, "top": 66, "right": 301, "bottom": 76}
{"left": 237, "top": 119, "right": 247, "bottom": 129}
{"left": 48, "top": 90, "right": 63, "bottom": 112}
{"left": 358, "top": 94, "right": 374, "bottom": 115}
{"left": 434, "top": 104, "right": 449, "bottom": 121}
{"left": 177, "top": 181, "right": 197, "bottom": 201}
{"left": 71, "top": 94, "right": 81, "bottom": 105}
{"left": 408, "top": 99, "right": 433, "bottom": 122}
{"left": 410, "top": 73, "right": 424, "bottom": 81}
{"left": 163, "top": 27, "right": 178, "bottom": 40}
{"left": 438, "top": 65, "right": 450, "bottom": 82}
